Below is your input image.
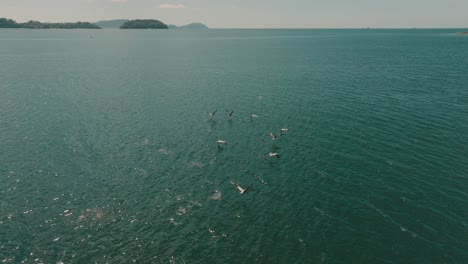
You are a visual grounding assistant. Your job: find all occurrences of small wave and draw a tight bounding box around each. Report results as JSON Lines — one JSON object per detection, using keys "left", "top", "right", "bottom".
{"left": 400, "top": 226, "right": 417, "bottom": 238}
{"left": 189, "top": 161, "right": 204, "bottom": 168}
{"left": 176, "top": 200, "right": 202, "bottom": 215}
{"left": 77, "top": 207, "right": 106, "bottom": 222}
{"left": 141, "top": 138, "right": 151, "bottom": 145}
{"left": 158, "top": 148, "right": 174, "bottom": 156}
{"left": 210, "top": 191, "right": 222, "bottom": 200}
{"left": 208, "top": 228, "right": 227, "bottom": 239}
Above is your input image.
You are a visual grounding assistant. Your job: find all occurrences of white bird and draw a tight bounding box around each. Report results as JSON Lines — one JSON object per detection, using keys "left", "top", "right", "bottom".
{"left": 232, "top": 182, "right": 252, "bottom": 194}
{"left": 280, "top": 128, "right": 288, "bottom": 133}
{"left": 268, "top": 152, "right": 280, "bottom": 159}
{"left": 209, "top": 110, "right": 217, "bottom": 118}
{"left": 250, "top": 114, "right": 259, "bottom": 119}
{"left": 269, "top": 132, "right": 279, "bottom": 140}
{"left": 217, "top": 140, "right": 227, "bottom": 145}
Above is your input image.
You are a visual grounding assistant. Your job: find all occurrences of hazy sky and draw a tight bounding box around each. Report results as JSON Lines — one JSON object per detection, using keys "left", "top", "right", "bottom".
{"left": 1, "top": 0, "right": 468, "bottom": 28}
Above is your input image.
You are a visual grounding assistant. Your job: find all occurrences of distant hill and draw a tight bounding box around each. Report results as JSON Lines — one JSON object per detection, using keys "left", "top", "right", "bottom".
{"left": 0, "top": 18, "right": 20, "bottom": 28}
{"left": 120, "top": 19, "right": 168, "bottom": 29}
{"left": 0, "top": 18, "right": 101, "bottom": 29}
{"left": 180, "top": 23, "right": 209, "bottom": 29}
{"left": 95, "top": 19, "right": 129, "bottom": 28}
{"left": 168, "top": 23, "right": 209, "bottom": 29}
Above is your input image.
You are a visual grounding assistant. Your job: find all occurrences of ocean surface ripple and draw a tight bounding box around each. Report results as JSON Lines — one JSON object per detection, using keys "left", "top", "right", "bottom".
{"left": 0, "top": 29, "right": 467, "bottom": 263}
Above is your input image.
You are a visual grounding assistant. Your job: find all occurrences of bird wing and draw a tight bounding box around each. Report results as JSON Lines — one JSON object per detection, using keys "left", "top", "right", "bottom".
{"left": 244, "top": 184, "right": 253, "bottom": 192}
{"left": 235, "top": 183, "right": 244, "bottom": 193}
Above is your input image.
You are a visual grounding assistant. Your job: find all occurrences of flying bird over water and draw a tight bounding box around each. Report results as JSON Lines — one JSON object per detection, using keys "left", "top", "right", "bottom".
{"left": 217, "top": 140, "right": 227, "bottom": 145}
{"left": 250, "top": 114, "right": 259, "bottom": 119}
{"left": 269, "top": 132, "right": 279, "bottom": 140}
{"left": 226, "top": 110, "right": 234, "bottom": 119}
{"left": 231, "top": 182, "right": 252, "bottom": 194}
{"left": 280, "top": 128, "right": 288, "bottom": 133}
{"left": 209, "top": 110, "right": 217, "bottom": 118}
{"left": 268, "top": 152, "right": 280, "bottom": 158}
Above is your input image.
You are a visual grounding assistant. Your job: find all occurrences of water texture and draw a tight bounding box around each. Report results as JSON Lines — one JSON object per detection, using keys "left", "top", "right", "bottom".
{"left": 0, "top": 29, "right": 467, "bottom": 263}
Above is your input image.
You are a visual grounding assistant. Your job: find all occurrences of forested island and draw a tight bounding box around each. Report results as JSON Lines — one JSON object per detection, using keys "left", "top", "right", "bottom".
{"left": 0, "top": 18, "right": 101, "bottom": 29}
{"left": 120, "top": 19, "right": 168, "bottom": 29}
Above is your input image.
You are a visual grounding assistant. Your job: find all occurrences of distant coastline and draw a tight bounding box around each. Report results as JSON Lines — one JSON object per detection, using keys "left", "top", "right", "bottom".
{"left": 168, "top": 23, "right": 209, "bottom": 30}
{"left": 95, "top": 19, "right": 130, "bottom": 29}
{"left": 0, "top": 18, "right": 101, "bottom": 29}
{"left": 96, "top": 19, "right": 208, "bottom": 29}
{"left": 0, "top": 18, "right": 209, "bottom": 30}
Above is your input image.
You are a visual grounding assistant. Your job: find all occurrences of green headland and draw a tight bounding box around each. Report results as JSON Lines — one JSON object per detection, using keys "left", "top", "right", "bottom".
{"left": 0, "top": 18, "right": 101, "bottom": 29}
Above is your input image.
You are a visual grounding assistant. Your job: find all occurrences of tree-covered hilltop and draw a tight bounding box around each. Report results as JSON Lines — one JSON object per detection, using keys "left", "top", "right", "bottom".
{"left": 0, "top": 18, "right": 20, "bottom": 28}
{"left": 0, "top": 18, "right": 101, "bottom": 29}
{"left": 120, "top": 19, "right": 168, "bottom": 29}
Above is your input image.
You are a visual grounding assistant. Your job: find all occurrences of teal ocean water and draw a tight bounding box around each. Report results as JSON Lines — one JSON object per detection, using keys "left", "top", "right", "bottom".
{"left": 0, "top": 29, "right": 467, "bottom": 263}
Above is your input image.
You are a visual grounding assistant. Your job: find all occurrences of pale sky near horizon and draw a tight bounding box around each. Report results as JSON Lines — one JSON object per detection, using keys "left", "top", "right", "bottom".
{"left": 1, "top": 0, "right": 468, "bottom": 28}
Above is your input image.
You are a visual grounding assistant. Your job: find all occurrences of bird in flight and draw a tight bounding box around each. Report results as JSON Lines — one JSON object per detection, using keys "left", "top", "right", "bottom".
{"left": 226, "top": 110, "right": 234, "bottom": 119}
{"left": 209, "top": 110, "right": 217, "bottom": 118}
{"left": 231, "top": 182, "right": 252, "bottom": 194}
{"left": 217, "top": 140, "right": 227, "bottom": 145}
{"left": 269, "top": 132, "right": 279, "bottom": 140}
{"left": 268, "top": 152, "right": 280, "bottom": 159}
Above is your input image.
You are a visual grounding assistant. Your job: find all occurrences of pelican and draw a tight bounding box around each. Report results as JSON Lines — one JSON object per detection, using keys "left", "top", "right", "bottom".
{"left": 232, "top": 182, "right": 252, "bottom": 194}
{"left": 269, "top": 132, "right": 279, "bottom": 140}
{"left": 268, "top": 152, "right": 280, "bottom": 158}
{"left": 217, "top": 140, "right": 227, "bottom": 145}
{"left": 209, "top": 110, "right": 217, "bottom": 118}
{"left": 226, "top": 110, "right": 234, "bottom": 119}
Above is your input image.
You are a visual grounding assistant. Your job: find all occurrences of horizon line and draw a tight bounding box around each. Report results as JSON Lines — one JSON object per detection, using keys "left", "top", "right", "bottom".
{"left": 3, "top": 17, "right": 467, "bottom": 29}
{"left": 1, "top": 27, "right": 466, "bottom": 30}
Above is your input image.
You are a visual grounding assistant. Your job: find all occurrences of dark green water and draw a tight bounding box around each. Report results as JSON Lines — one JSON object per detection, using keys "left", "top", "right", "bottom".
{"left": 0, "top": 29, "right": 467, "bottom": 263}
